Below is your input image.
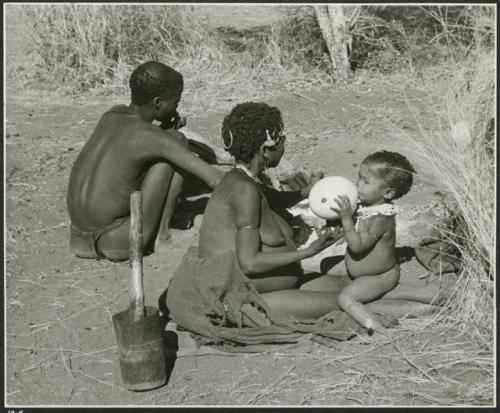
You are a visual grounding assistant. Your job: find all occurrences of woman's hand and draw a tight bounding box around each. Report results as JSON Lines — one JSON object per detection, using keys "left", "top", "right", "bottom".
{"left": 279, "top": 170, "right": 309, "bottom": 191}
{"left": 330, "top": 225, "right": 345, "bottom": 244}
{"left": 333, "top": 195, "right": 354, "bottom": 219}
{"left": 317, "top": 224, "right": 345, "bottom": 243}
{"left": 306, "top": 227, "right": 337, "bottom": 256}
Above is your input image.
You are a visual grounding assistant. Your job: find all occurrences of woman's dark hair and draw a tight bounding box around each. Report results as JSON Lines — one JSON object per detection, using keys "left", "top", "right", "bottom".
{"left": 363, "top": 150, "right": 416, "bottom": 199}
{"left": 129, "top": 61, "right": 183, "bottom": 105}
{"left": 221, "top": 102, "right": 284, "bottom": 163}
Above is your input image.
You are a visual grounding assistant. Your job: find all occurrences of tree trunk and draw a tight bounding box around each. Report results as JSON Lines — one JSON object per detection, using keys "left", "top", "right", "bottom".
{"left": 313, "top": 5, "right": 352, "bottom": 81}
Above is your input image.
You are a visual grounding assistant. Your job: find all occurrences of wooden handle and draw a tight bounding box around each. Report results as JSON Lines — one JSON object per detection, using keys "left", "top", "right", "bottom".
{"left": 129, "top": 191, "right": 145, "bottom": 321}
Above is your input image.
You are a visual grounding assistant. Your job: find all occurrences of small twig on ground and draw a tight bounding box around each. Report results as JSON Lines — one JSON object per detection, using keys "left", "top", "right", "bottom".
{"left": 246, "top": 363, "right": 296, "bottom": 405}
{"left": 7, "top": 182, "right": 39, "bottom": 190}
{"left": 345, "top": 395, "right": 364, "bottom": 404}
{"left": 314, "top": 339, "right": 392, "bottom": 367}
{"left": 246, "top": 342, "right": 307, "bottom": 357}
{"left": 14, "top": 345, "right": 116, "bottom": 373}
{"left": 413, "top": 390, "right": 451, "bottom": 405}
{"left": 64, "top": 285, "right": 107, "bottom": 300}
{"left": 312, "top": 377, "right": 358, "bottom": 392}
{"left": 33, "top": 222, "right": 68, "bottom": 233}
{"left": 176, "top": 349, "right": 239, "bottom": 357}
{"left": 60, "top": 345, "right": 76, "bottom": 378}
{"left": 67, "top": 386, "right": 78, "bottom": 405}
{"left": 391, "top": 339, "right": 437, "bottom": 383}
{"left": 21, "top": 351, "right": 59, "bottom": 372}
{"left": 182, "top": 391, "right": 214, "bottom": 403}
{"left": 293, "top": 91, "right": 318, "bottom": 103}
{"left": 58, "top": 303, "right": 101, "bottom": 323}
{"left": 75, "top": 370, "right": 127, "bottom": 392}
{"left": 7, "top": 166, "right": 18, "bottom": 181}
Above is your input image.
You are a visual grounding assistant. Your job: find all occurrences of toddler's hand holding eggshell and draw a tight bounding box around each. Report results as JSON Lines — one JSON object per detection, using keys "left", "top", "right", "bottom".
{"left": 308, "top": 176, "right": 358, "bottom": 220}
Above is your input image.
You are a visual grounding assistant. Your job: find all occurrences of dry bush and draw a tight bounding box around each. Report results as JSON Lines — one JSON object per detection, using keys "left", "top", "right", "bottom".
{"left": 269, "top": 6, "right": 329, "bottom": 72}
{"left": 24, "top": 4, "right": 222, "bottom": 92}
{"left": 350, "top": 5, "right": 495, "bottom": 73}
{"left": 404, "top": 47, "right": 495, "bottom": 348}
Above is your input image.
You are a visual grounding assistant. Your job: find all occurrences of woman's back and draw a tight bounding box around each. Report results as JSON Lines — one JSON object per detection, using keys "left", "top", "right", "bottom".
{"left": 198, "top": 171, "right": 239, "bottom": 257}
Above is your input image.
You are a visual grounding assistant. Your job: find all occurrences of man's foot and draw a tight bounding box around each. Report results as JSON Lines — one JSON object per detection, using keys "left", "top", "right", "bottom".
{"left": 154, "top": 231, "right": 173, "bottom": 253}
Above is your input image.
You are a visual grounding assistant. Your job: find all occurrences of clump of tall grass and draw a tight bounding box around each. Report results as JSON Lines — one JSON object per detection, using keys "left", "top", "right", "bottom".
{"left": 405, "top": 47, "right": 495, "bottom": 348}
{"left": 269, "top": 6, "right": 330, "bottom": 72}
{"left": 350, "top": 5, "right": 495, "bottom": 73}
{"left": 25, "top": 4, "right": 223, "bottom": 92}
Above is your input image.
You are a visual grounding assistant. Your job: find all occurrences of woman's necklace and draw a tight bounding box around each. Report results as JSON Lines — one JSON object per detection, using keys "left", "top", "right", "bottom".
{"left": 234, "top": 164, "right": 263, "bottom": 184}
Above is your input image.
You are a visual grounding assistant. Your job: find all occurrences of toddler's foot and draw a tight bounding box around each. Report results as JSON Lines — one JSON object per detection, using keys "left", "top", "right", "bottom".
{"left": 367, "top": 326, "right": 391, "bottom": 340}
{"left": 366, "top": 318, "right": 392, "bottom": 340}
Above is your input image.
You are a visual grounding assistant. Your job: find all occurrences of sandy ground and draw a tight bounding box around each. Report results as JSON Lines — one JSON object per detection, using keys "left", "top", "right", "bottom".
{"left": 4, "top": 4, "right": 494, "bottom": 407}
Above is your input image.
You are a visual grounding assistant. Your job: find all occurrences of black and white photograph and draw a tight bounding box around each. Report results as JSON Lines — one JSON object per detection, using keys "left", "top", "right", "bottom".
{"left": 3, "top": 2, "right": 496, "bottom": 408}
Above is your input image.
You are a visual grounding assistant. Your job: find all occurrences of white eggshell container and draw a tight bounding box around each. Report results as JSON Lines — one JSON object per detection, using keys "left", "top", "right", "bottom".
{"left": 308, "top": 176, "right": 358, "bottom": 220}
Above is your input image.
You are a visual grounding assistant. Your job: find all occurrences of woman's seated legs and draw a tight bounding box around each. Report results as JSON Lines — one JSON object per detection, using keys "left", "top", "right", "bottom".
{"left": 260, "top": 290, "right": 341, "bottom": 320}
{"left": 250, "top": 274, "right": 300, "bottom": 294}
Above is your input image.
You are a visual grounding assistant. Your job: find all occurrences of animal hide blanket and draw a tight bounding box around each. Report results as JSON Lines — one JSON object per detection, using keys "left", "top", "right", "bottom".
{"left": 162, "top": 246, "right": 396, "bottom": 352}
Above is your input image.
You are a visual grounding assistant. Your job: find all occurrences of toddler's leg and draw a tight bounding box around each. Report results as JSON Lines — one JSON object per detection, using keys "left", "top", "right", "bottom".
{"left": 338, "top": 266, "right": 400, "bottom": 334}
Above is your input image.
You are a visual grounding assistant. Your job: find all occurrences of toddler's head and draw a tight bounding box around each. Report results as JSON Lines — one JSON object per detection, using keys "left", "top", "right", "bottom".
{"left": 357, "top": 150, "right": 415, "bottom": 205}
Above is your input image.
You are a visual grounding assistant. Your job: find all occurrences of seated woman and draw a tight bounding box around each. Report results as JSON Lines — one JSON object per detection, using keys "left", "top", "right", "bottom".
{"left": 194, "top": 102, "right": 351, "bottom": 320}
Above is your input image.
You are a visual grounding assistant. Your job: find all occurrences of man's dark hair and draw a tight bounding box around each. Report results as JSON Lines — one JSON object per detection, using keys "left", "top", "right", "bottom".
{"left": 221, "top": 102, "right": 284, "bottom": 163}
{"left": 129, "top": 61, "right": 183, "bottom": 105}
{"left": 363, "top": 150, "right": 416, "bottom": 199}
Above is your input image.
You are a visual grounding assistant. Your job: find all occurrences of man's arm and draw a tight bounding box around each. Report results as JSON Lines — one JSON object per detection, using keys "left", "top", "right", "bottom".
{"left": 261, "top": 170, "right": 323, "bottom": 210}
{"left": 147, "top": 128, "right": 224, "bottom": 188}
{"left": 260, "top": 185, "right": 304, "bottom": 210}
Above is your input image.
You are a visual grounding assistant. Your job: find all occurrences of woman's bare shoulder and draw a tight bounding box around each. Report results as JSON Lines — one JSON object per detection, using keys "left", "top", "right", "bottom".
{"left": 219, "top": 170, "right": 262, "bottom": 203}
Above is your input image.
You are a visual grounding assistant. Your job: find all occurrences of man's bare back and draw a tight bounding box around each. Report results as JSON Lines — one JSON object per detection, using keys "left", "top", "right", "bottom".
{"left": 67, "top": 61, "right": 223, "bottom": 261}
{"left": 68, "top": 105, "right": 155, "bottom": 231}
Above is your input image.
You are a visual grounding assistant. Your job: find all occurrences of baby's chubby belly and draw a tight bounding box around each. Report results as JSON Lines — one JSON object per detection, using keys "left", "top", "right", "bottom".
{"left": 345, "top": 247, "right": 397, "bottom": 278}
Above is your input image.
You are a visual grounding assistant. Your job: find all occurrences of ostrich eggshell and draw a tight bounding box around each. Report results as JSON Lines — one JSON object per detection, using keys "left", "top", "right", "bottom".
{"left": 308, "top": 176, "right": 358, "bottom": 220}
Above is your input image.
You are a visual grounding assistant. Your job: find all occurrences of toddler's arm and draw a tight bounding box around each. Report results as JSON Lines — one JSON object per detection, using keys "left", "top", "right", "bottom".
{"left": 342, "top": 215, "right": 388, "bottom": 253}
{"left": 334, "top": 195, "right": 388, "bottom": 253}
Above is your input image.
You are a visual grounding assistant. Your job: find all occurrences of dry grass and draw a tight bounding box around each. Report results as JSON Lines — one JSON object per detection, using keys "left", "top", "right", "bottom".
{"left": 398, "top": 46, "right": 495, "bottom": 355}
{"left": 15, "top": 4, "right": 496, "bottom": 115}
{"left": 19, "top": 4, "right": 333, "bottom": 109}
